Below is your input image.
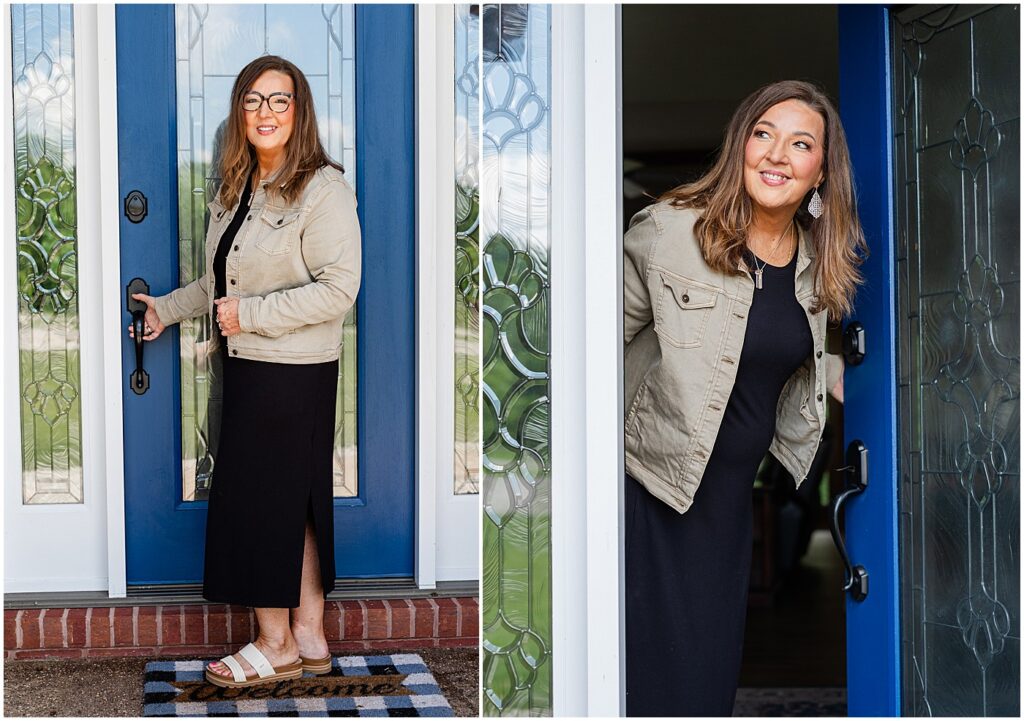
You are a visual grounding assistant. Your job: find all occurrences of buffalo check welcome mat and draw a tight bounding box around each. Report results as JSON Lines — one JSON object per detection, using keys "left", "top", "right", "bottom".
{"left": 142, "top": 653, "right": 454, "bottom": 717}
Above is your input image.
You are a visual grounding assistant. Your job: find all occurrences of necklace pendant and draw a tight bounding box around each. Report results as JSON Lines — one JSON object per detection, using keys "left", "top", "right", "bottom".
{"left": 754, "top": 268, "right": 764, "bottom": 290}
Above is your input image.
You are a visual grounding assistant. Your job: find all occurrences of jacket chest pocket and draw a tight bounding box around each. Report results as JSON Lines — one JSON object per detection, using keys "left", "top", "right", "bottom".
{"left": 653, "top": 271, "right": 719, "bottom": 348}
{"left": 255, "top": 206, "right": 302, "bottom": 256}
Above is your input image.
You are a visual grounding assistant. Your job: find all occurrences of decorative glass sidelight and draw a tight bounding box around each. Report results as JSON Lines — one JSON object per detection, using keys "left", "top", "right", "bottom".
{"left": 11, "top": 4, "right": 84, "bottom": 505}
{"left": 173, "top": 4, "right": 357, "bottom": 502}
{"left": 455, "top": 4, "right": 481, "bottom": 495}
{"left": 481, "top": 4, "right": 553, "bottom": 715}
{"left": 892, "top": 5, "right": 1020, "bottom": 716}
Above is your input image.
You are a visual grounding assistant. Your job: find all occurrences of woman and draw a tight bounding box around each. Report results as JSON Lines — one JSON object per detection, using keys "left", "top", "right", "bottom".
{"left": 622, "top": 80, "right": 864, "bottom": 716}
{"left": 128, "top": 56, "right": 360, "bottom": 688}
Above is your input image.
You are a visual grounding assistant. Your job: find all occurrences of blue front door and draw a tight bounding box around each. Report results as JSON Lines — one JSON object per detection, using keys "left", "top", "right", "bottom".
{"left": 837, "top": 6, "right": 901, "bottom": 715}
{"left": 117, "top": 4, "right": 415, "bottom": 586}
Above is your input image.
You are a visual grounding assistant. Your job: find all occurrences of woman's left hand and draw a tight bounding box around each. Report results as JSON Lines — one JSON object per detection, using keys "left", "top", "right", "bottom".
{"left": 214, "top": 297, "right": 242, "bottom": 336}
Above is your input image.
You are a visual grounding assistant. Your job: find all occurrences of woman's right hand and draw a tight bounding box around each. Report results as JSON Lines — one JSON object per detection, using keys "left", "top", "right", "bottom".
{"left": 127, "top": 293, "right": 166, "bottom": 341}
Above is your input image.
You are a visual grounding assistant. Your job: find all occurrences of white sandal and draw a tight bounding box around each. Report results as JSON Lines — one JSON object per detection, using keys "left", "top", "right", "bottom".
{"left": 205, "top": 642, "right": 303, "bottom": 688}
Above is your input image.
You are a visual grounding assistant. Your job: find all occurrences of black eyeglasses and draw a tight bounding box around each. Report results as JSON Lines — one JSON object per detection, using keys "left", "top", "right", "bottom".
{"left": 242, "top": 91, "right": 294, "bottom": 113}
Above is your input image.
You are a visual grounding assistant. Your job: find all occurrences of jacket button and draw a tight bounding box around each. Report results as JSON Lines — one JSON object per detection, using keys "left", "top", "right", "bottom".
{"left": 682, "top": 293, "right": 690, "bottom": 304}
{"left": 817, "top": 393, "right": 824, "bottom": 402}
{"left": 277, "top": 219, "right": 283, "bottom": 225}
{"left": 232, "top": 349, "right": 238, "bottom": 356}
{"left": 816, "top": 350, "right": 822, "bottom": 358}
{"left": 230, "top": 279, "right": 236, "bottom": 285}
{"left": 233, "top": 245, "right": 239, "bottom": 251}
{"left": 246, "top": 214, "right": 252, "bottom": 221}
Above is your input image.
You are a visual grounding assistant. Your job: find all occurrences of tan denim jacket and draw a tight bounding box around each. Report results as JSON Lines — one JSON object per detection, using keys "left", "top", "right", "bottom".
{"left": 624, "top": 202, "right": 842, "bottom": 514}
{"left": 153, "top": 165, "right": 361, "bottom": 364}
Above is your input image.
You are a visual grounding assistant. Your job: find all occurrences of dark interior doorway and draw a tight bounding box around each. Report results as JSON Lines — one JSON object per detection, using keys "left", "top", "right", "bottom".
{"left": 622, "top": 4, "right": 848, "bottom": 715}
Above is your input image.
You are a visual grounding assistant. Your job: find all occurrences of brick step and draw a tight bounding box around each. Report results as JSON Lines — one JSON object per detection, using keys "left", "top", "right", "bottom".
{"left": 4, "top": 598, "right": 479, "bottom": 661}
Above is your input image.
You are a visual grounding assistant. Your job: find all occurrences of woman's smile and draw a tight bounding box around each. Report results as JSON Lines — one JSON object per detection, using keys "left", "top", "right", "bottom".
{"left": 758, "top": 170, "right": 791, "bottom": 186}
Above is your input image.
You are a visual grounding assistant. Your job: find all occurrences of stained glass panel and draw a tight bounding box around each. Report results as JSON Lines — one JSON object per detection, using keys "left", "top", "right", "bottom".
{"left": 481, "top": 3, "right": 553, "bottom": 715}
{"left": 173, "top": 4, "right": 357, "bottom": 502}
{"left": 455, "top": 4, "right": 481, "bottom": 496}
{"left": 11, "top": 3, "right": 83, "bottom": 505}
{"left": 892, "top": 5, "right": 1020, "bottom": 715}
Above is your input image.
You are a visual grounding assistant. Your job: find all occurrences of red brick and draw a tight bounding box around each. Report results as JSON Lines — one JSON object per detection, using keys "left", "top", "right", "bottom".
{"left": 437, "top": 636, "right": 477, "bottom": 648}
{"left": 411, "top": 600, "right": 435, "bottom": 639}
{"left": 11, "top": 648, "right": 85, "bottom": 660}
{"left": 183, "top": 605, "right": 206, "bottom": 645}
{"left": 323, "top": 602, "right": 343, "bottom": 641}
{"left": 4, "top": 611, "right": 18, "bottom": 650}
{"left": 66, "top": 608, "right": 87, "bottom": 647}
{"left": 364, "top": 600, "right": 388, "bottom": 639}
{"left": 138, "top": 607, "right": 159, "bottom": 646}
{"left": 85, "top": 646, "right": 156, "bottom": 658}
{"left": 161, "top": 605, "right": 183, "bottom": 646}
{"left": 40, "top": 609, "right": 66, "bottom": 648}
{"left": 228, "top": 606, "right": 252, "bottom": 645}
{"left": 386, "top": 600, "right": 412, "bottom": 639}
{"left": 437, "top": 599, "right": 459, "bottom": 638}
{"left": 113, "top": 607, "right": 134, "bottom": 647}
{"left": 369, "top": 638, "right": 437, "bottom": 651}
{"left": 456, "top": 599, "right": 479, "bottom": 639}
{"left": 19, "top": 610, "right": 41, "bottom": 650}
{"left": 157, "top": 644, "right": 224, "bottom": 658}
{"left": 332, "top": 640, "right": 371, "bottom": 652}
{"left": 87, "top": 610, "right": 111, "bottom": 651}
{"left": 207, "top": 606, "right": 228, "bottom": 646}
{"left": 342, "top": 601, "right": 364, "bottom": 640}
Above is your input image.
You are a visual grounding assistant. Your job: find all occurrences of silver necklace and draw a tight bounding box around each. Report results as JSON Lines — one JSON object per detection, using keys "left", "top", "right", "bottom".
{"left": 748, "top": 222, "right": 793, "bottom": 290}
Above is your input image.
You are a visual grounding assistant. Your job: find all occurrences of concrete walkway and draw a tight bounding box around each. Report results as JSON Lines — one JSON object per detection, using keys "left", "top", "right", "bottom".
{"left": 3, "top": 647, "right": 478, "bottom": 717}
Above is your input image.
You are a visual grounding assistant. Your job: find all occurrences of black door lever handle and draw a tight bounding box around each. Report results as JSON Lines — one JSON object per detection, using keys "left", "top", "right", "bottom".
{"left": 829, "top": 439, "right": 869, "bottom": 601}
{"left": 126, "top": 277, "right": 151, "bottom": 395}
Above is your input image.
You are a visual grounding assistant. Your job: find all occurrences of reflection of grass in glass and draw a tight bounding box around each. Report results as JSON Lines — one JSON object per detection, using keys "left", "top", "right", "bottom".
{"left": 455, "top": 183, "right": 480, "bottom": 494}
{"left": 15, "top": 127, "right": 84, "bottom": 505}
{"left": 482, "top": 227, "right": 552, "bottom": 715}
{"left": 18, "top": 348, "right": 83, "bottom": 499}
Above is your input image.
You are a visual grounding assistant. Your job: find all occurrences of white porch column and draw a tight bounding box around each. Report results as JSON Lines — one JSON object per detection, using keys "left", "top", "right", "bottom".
{"left": 551, "top": 3, "right": 624, "bottom": 716}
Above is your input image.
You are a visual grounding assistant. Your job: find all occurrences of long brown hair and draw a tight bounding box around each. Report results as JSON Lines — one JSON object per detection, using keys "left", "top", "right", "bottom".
{"left": 218, "top": 55, "right": 343, "bottom": 209}
{"left": 659, "top": 80, "right": 866, "bottom": 321}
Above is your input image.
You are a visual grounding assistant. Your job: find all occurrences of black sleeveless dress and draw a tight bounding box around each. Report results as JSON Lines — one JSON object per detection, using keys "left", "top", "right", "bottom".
{"left": 625, "top": 248, "right": 813, "bottom": 716}
{"left": 201, "top": 177, "right": 339, "bottom": 608}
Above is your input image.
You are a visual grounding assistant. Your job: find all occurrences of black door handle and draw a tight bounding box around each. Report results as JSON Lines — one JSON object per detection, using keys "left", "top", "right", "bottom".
{"left": 842, "top": 321, "right": 866, "bottom": 366}
{"left": 126, "top": 277, "right": 151, "bottom": 395}
{"left": 829, "top": 439, "right": 869, "bottom": 601}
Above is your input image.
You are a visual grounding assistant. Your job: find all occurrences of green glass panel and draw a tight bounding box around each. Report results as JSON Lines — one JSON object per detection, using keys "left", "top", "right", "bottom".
{"left": 12, "top": 3, "right": 83, "bottom": 505}
{"left": 892, "top": 5, "right": 1020, "bottom": 716}
{"left": 173, "top": 4, "right": 357, "bottom": 502}
{"left": 455, "top": 4, "right": 481, "bottom": 495}
{"left": 481, "top": 4, "right": 553, "bottom": 715}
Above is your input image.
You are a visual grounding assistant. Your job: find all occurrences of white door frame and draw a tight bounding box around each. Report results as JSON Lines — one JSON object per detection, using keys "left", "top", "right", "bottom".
{"left": 414, "top": 4, "right": 480, "bottom": 588}
{"left": 550, "top": 4, "right": 624, "bottom": 716}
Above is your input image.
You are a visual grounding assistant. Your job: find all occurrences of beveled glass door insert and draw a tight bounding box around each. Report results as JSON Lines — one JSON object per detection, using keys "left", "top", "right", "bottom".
{"left": 11, "top": 3, "right": 84, "bottom": 505}
{"left": 892, "top": 5, "right": 1020, "bottom": 716}
{"left": 481, "top": 3, "right": 553, "bottom": 715}
{"left": 173, "top": 4, "right": 357, "bottom": 502}
{"left": 455, "top": 3, "right": 481, "bottom": 495}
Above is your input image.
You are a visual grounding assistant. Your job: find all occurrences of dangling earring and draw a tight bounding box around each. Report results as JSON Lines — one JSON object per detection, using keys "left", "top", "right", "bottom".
{"left": 808, "top": 185, "right": 824, "bottom": 219}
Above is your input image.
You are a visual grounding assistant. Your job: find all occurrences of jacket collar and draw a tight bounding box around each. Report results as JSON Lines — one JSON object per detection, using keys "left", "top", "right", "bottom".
{"left": 795, "top": 221, "right": 815, "bottom": 277}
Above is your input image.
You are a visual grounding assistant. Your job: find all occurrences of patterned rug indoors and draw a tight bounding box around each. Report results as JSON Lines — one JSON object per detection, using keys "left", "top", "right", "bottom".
{"left": 732, "top": 687, "right": 847, "bottom": 717}
{"left": 142, "top": 653, "right": 454, "bottom": 717}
